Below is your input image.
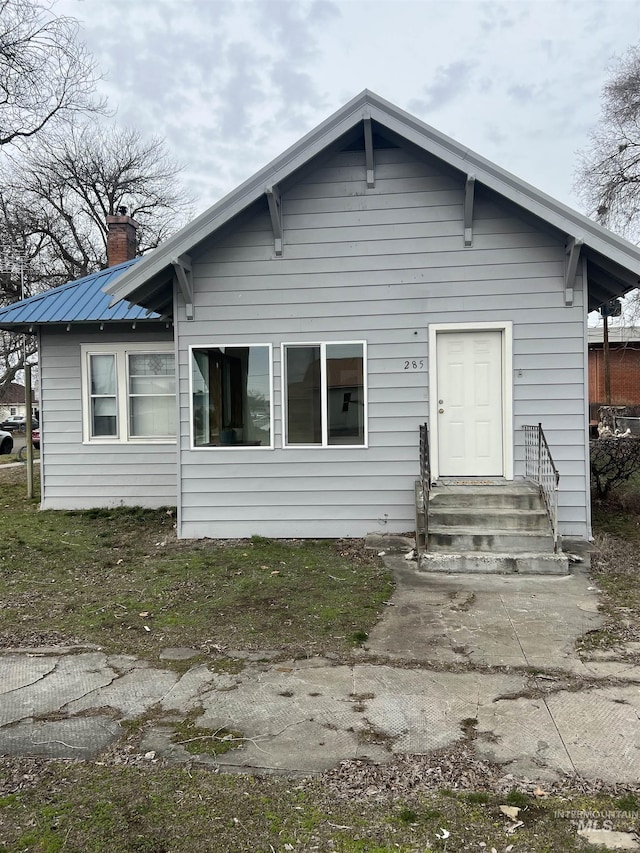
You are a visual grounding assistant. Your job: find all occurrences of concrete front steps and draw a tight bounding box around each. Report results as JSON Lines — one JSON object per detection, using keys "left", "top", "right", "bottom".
{"left": 418, "top": 480, "right": 569, "bottom": 575}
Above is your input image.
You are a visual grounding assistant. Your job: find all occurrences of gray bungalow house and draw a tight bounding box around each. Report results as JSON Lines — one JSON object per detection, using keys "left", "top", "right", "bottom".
{"left": 1, "top": 91, "right": 639, "bottom": 549}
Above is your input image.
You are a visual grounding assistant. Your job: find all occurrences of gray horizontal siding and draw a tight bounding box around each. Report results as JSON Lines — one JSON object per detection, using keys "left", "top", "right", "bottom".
{"left": 39, "top": 326, "right": 177, "bottom": 510}
{"left": 176, "top": 144, "right": 588, "bottom": 539}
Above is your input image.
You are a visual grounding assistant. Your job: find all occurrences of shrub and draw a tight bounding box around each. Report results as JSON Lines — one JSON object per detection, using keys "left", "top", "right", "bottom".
{"left": 590, "top": 437, "right": 640, "bottom": 498}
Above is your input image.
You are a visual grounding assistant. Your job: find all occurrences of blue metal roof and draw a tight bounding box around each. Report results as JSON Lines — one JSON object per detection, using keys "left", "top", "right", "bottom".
{"left": 0, "top": 258, "right": 162, "bottom": 329}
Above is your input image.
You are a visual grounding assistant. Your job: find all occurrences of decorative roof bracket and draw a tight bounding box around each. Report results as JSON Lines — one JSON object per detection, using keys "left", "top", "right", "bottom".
{"left": 171, "top": 253, "right": 194, "bottom": 320}
{"left": 565, "top": 238, "right": 583, "bottom": 306}
{"left": 464, "top": 175, "right": 475, "bottom": 247}
{"left": 265, "top": 185, "right": 283, "bottom": 256}
{"left": 364, "top": 116, "right": 375, "bottom": 188}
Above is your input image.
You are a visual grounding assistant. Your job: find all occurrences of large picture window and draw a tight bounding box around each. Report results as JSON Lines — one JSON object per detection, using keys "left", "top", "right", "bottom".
{"left": 82, "top": 344, "right": 175, "bottom": 443}
{"left": 191, "top": 345, "right": 272, "bottom": 448}
{"left": 283, "top": 342, "right": 366, "bottom": 447}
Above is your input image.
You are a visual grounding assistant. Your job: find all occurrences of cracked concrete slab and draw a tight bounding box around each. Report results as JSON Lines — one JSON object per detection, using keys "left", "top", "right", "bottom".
{"left": 367, "top": 559, "right": 603, "bottom": 670}
{"left": 476, "top": 684, "right": 640, "bottom": 784}
{"left": 0, "top": 557, "right": 637, "bottom": 783}
{"left": 0, "top": 655, "right": 57, "bottom": 694}
{"left": 0, "top": 717, "right": 121, "bottom": 759}
{"left": 64, "top": 664, "right": 178, "bottom": 719}
{"left": 475, "top": 695, "right": 576, "bottom": 780}
{"left": 545, "top": 685, "right": 640, "bottom": 781}
{"left": 0, "top": 653, "right": 115, "bottom": 727}
{"left": 160, "top": 664, "right": 228, "bottom": 712}
{"left": 188, "top": 662, "right": 528, "bottom": 773}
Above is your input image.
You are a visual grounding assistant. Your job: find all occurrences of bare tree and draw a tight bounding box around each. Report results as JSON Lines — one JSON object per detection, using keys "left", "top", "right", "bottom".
{"left": 2, "top": 123, "right": 193, "bottom": 285}
{"left": 0, "top": 1, "right": 192, "bottom": 396}
{"left": 576, "top": 46, "right": 640, "bottom": 241}
{"left": 0, "top": 0, "right": 103, "bottom": 149}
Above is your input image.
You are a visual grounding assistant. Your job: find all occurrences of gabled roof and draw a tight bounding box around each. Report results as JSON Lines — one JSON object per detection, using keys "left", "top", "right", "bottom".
{"left": 104, "top": 89, "right": 640, "bottom": 314}
{"left": 0, "top": 382, "right": 26, "bottom": 404}
{"left": 0, "top": 259, "right": 161, "bottom": 331}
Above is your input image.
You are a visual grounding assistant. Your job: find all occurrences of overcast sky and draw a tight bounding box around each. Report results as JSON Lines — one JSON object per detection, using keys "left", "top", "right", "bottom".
{"left": 57, "top": 0, "right": 639, "bottom": 221}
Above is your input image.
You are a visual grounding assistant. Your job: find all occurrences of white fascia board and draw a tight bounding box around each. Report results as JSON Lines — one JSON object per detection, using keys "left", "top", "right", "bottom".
{"left": 367, "top": 97, "right": 640, "bottom": 276}
{"left": 106, "top": 89, "right": 640, "bottom": 307}
{"left": 106, "top": 92, "right": 372, "bottom": 305}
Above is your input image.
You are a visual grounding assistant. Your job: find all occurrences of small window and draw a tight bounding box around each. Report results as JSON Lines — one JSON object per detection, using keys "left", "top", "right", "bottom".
{"left": 82, "top": 344, "right": 175, "bottom": 443}
{"left": 191, "top": 345, "right": 272, "bottom": 447}
{"left": 283, "top": 342, "right": 366, "bottom": 447}
{"left": 128, "top": 353, "right": 175, "bottom": 438}
{"left": 89, "top": 353, "right": 118, "bottom": 437}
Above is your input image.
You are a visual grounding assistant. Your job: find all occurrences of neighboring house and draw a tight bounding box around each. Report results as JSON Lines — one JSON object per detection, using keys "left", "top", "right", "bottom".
{"left": 588, "top": 326, "right": 640, "bottom": 408}
{"left": 0, "top": 90, "right": 639, "bottom": 544}
{"left": 0, "top": 382, "right": 38, "bottom": 422}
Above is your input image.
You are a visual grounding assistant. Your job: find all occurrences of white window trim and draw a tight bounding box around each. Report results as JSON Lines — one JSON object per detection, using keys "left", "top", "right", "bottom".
{"left": 428, "top": 321, "right": 513, "bottom": 481}
{"left": 281, "top": 340, "right": 368, "bottom": 449}
{"left": 81, "top": 342, "right": 176, "bottom": 444}
{"left": 188, "top": 343, "right": 274, "bottom": 451}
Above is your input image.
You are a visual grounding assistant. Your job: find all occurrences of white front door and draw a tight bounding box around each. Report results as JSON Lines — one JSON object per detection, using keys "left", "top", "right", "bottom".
{"left": 436, "top": 330, "right": 504, "bottom": 476}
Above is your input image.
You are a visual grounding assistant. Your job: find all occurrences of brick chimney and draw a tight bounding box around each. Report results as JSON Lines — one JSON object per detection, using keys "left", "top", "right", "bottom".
{"left": 106, "top": 206, "right": 139, "bottom": 267}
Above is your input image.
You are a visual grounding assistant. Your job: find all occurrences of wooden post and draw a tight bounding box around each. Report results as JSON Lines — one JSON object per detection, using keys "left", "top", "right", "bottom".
{"left": 603, "top": 313, "right": 611, "bottom": 405}
{"left": 25, "top": 364, "right": 33, "bottom": 499}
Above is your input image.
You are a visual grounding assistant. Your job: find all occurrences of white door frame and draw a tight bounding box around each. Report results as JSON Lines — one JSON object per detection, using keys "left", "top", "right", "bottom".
{"left": 428, "top": 321, "right": 513, "bottom": 481}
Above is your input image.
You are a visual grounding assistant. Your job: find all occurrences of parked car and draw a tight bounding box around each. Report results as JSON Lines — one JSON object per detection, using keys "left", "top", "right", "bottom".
{"left": 0, "top": 429, "right": 13, "bottom": 454}
{"left": 0, "top": 415, "right": 39, "bottom": 432}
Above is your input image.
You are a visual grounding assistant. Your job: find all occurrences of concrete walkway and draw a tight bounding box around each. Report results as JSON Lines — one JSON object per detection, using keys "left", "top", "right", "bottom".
{"left": 1, "top": 559, "right": 639, "bottom": 783}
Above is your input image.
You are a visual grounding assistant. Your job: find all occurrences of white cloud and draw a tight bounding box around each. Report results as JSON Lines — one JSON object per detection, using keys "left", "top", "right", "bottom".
{"left": 54, "top": 0, "right": 640, "bottom": 214}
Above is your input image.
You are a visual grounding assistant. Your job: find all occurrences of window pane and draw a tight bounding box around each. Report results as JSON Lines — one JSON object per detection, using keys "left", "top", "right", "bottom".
{"left": 327, "top": 343, "right": 365, "bottom": 445}
{"left": 127, "top": 352, "right": 175, "bottom": 438}
{"left": 191, "top": 346, "right": 271, "bottom": 447}
{"left": 91, "top": 396, "right": 117, "bottom": 437}
{"left": 90, "top": 354, "right": 116, "bottom": 394}
{"left": 89, "top": 354, "right": 117, "bottom": 437}
{"left": 285, "top": 346, "right": 321, "bottom": 445}
{"left": 130, "top": 397, "right": 175, "bottom": 437}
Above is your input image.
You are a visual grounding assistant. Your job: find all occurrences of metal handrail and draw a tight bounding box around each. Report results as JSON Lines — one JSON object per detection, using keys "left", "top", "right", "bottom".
{"left": 523, "top": 423, "right": 560, "bottom": 552}
{"left": 417, "top": 422, "right": 430, "bottom": 553}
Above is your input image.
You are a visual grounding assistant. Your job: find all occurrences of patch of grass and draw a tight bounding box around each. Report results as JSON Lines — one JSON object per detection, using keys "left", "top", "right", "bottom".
{"left": 349, "top": 630, "right": 369, "bottom": 646}
{"left": 0, "top": 762, "right": 634, "bottom": 852}
{"left": 396, "top": 805, "right": 419, "bottom": 824}
{"left": 505, "top": 788, "right": 531, "bottom": 808}
{"left": 209, "top": 657, "right": 245, "bottom": 675}
{"left": 577, "top": 521, "right": 640, "bottom": 656}
{"left": 616, "top": 792, "right": 639, "bottom": 811}
{"left": 170, "top": 718, "right": 243, "bottom": 757}
{"left": 462, "top": 791, "right": 492, "bottom": 804}
{"left": 0, "top": 467, "right": 392, "bottom": 659}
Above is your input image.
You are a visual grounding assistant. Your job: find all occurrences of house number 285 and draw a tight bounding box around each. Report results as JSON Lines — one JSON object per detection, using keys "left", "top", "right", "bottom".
{"left": 403, "top": 360, "right": 424, "bottom": 370}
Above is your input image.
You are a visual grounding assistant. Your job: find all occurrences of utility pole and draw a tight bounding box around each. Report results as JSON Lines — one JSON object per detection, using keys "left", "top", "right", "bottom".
{"left": 0, "top": 245, "right": 34, "bottom": 497}
{"left": 603, "top": 311, "right": 611, "bottom": 405}
{"left": 600, "top": 298, "right": 621, "bottom": 406}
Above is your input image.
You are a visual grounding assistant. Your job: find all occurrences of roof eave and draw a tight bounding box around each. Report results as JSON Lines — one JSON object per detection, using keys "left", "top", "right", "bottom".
{"left": 106, "top": 91, "right": 374, "bottom": 305}
{"left": 105, "top": 89, "right": 640, "bottom": 307}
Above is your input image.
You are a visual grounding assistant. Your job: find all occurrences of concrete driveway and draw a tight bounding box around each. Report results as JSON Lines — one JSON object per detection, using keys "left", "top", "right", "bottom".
{"left": 1, "top": 557, "right": 639, "bottom": 784}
